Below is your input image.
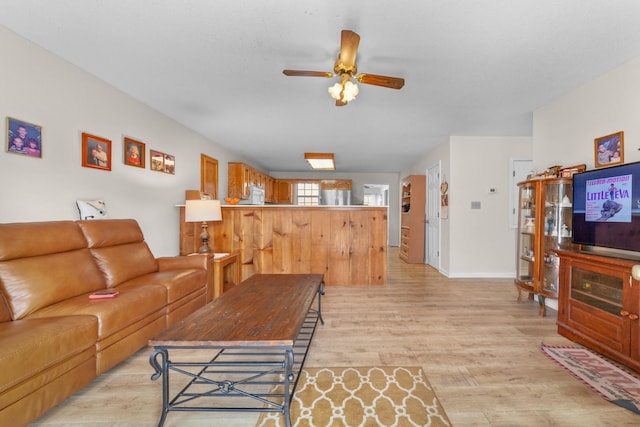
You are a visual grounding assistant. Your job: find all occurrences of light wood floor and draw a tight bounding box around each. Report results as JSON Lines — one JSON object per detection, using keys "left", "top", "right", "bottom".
{"left": 30, "top": 247, "right": 639, "bottom": 426}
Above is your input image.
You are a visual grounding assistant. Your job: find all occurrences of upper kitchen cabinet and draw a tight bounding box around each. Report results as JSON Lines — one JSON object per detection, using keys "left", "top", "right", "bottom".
{"left": 228, "top": 162, "right": 275, "bottom": 201}
{"left": 274, "top": 179, "right": 293, "bottom": 204}
{"left": 320, "top": 180, "right": 352, "bottom": 190}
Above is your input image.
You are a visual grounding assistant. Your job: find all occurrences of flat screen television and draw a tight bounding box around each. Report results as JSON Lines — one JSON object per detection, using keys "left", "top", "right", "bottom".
{"left": 572, "top": 161, "right": 640, "bottom": 255}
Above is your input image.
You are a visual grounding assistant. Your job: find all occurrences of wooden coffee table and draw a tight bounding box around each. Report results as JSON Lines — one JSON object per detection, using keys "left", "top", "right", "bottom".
{"left": 148, "top": 274, "right": 325, "bottom": 427}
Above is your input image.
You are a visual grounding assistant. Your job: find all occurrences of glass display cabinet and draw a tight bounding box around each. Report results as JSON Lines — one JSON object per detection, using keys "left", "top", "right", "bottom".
{"left": 515, "top": 180, "right": 537, "bottom": 299}
{"left": 515, "top": 177, "right": 577, "bottom": 316}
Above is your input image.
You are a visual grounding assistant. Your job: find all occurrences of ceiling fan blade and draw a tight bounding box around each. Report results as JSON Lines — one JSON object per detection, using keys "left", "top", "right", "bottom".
{"left": 338, "top": 30, "right": 360, "bottom": 68}
{"left": 283, "top": 70, "right": 333, "bottom": 78}
{"left": 356, "top": 73, "right": 405, "bottom": 89}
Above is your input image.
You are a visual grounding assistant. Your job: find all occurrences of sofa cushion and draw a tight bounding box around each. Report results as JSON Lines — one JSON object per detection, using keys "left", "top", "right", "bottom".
{"left": 0, "top": 316, "right": 97, "bottom": 396}
{"left": 78, "top": 220, "right": 159, "bottom": 287}
{"left": 78, "top": 218, "right": 145, "bottom": 248}
{"left": 0, "top": 249, "right": 106, "bottom": 320}
{"left": 0, "top": 221, "right": 107, "bottom": 320}
{"left": 27, "top": 284, "right": 166, "bottom": 340}
{"left": 120, "top": 269, "right": 207, "bottom": 303}
{"left": 0, "top": 221, "right": 86, "bottom": 261}
{"left": 89, "top": 243, "right": 159, "bottom": 288}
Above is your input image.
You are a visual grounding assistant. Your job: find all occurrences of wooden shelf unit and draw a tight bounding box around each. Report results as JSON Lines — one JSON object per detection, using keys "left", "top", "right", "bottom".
{"left": 399, "top": 175, "right": 426, "bottom": 263}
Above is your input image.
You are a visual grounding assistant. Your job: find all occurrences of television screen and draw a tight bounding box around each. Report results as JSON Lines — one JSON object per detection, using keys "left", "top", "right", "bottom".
{"left": 572, "top": 161, "right": 640, "bottom": 253}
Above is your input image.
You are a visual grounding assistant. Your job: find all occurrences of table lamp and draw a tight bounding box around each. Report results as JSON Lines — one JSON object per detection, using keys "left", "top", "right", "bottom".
{"left": 185, "top": 199, "right": 222, "bottom": 253}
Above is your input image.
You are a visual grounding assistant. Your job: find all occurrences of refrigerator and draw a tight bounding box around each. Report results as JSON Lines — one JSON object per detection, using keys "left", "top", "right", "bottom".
{"left": 319, "top": 189, "right": 351, "bottom": 205}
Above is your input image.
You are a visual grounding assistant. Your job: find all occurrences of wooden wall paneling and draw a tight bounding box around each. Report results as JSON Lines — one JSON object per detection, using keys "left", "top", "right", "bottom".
{"left": 292, "top": 209, "right": 312, "bottom": 273}
{"left": 349, "top": 210, "right": 369, "bottom": 285}
{"left": 369, "top": 209, "right": 388, "bottom": 285}
{"left": 180, "top": 206, "right": 387, "bottom": 285}
{"left": 329, "top": 209, "right": 351, "bottom": 285}
{"left": 235, "top": 209, "right": 256, "bottom": 280}
{"left": 310, "top": 210, "right": 330, "bottom": 276}
{"left": 212, "top": 208, "right": 234, "bottom": 253}
{"left": 272, "top": 209, "right": 293, "bottom": 273}
{"left": 253, "top": 208, "right": 273, "bottom": 275}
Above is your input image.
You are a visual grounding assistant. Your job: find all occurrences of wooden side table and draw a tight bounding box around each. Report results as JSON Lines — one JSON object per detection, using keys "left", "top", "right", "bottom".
{"left": 207, "top": 252, "right": 240, "bottom": 301}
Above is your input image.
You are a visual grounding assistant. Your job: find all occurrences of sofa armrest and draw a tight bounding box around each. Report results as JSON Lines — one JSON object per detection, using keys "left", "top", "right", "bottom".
{"left": 157, "top": 255, "right": 207, "bottom": 271}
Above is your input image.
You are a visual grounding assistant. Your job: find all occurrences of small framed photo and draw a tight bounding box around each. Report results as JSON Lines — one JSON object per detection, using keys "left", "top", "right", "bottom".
{"left": 82, "top": 132, "right": 111, "bottom": 171}
{"left": 124, "top": 137, "right": 145, "bottom": 168}
{"left": 594, "top": 131, "right": 624, "bottom": 168}
{"left": 6, "top": 117, "right": 42, "bottom": 158}
{"left": 150, "top": 149, "right": 175, "bottom": 174}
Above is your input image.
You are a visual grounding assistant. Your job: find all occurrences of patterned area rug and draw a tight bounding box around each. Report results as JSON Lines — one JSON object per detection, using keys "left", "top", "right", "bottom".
{"left": 256, "top": 366, "right": 452, "bottom": 427}
{"left": 541, "top": 343, "right": 640, "bottom": 414}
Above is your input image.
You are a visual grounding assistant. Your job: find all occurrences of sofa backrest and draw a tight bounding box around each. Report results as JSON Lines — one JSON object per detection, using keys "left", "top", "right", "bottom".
{"left": 0, "top": 221, "right": 106, "bottom": 320}
{"left": 77, "top": 219, "right": 158, "bottom": 288}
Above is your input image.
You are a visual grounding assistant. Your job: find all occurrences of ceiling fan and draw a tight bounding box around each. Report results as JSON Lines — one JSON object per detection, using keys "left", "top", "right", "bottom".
{"left": 283, "top": 30, "right": 405, "bottom": 106}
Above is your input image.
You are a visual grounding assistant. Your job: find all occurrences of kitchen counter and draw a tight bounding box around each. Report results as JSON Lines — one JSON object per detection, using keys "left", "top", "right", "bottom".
{"left": 179, "top": 205, "right": 387, "bottom": 286}
{"left": 221, "top": 204, "right": 375, "bottom": 208}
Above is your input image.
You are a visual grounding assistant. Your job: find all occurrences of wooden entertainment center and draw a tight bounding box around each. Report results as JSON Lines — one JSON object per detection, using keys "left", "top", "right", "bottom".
{"left": 555, "top": 249, "right": 640, "bottom": 372}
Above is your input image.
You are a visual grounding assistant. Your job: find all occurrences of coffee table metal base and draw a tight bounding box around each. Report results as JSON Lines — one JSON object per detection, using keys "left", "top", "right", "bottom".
{"left": 149, "top": 285, "right": 323, "bottom": 427}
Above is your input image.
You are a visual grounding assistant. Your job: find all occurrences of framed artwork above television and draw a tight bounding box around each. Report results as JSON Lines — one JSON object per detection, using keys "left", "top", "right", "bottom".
{"left": 594, "top": 131, "right": 624, "bottom": 168}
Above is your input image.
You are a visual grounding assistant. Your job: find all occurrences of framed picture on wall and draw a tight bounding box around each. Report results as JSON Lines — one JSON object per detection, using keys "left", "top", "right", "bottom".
{"left": 124, "top": 137, "right": 145, "bottom": 168}
{"left": 594, "top": 131, "right": 624, "bottom": 168}
{"left": 6, "top": 116, "right": 42, "bottom": 158}
{"left": 150, "top": 149, "right": 175, "bottom": 174}
{"left": 82, "top": 132, "right": 112, "bottom": 171}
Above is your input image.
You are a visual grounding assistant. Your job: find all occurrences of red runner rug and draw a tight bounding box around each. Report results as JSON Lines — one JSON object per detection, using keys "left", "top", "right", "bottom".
{"left": 541, "top": 343, "right": 640, "bottom": 414}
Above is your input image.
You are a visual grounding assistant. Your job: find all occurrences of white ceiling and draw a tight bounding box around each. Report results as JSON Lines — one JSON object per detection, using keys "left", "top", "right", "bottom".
{"left": 2, "top": 1, "right": 640, "bottom": 173}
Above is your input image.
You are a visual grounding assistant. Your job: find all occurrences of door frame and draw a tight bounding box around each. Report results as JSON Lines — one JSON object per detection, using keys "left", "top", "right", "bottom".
{"left": 426, "top": 162, "right": 441, "bottom": 269}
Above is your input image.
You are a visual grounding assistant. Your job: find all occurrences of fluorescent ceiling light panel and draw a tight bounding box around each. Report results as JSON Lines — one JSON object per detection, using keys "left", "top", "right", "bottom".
{"left": 304, "top": 152, "right": 335, "bottom": 170}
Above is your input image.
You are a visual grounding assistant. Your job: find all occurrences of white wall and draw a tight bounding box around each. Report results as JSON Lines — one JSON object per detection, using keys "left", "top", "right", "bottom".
{"left": 0, "top": 27, "right": 245, "bottom": 256}
{"left": 534, "top": 57, "right": 640, "bottom": 169}
{"left": 449, "top": 136, "right": 531, "bottom": 277}
{"left": 402, "top": 136, "right": 532, "bottom": 277}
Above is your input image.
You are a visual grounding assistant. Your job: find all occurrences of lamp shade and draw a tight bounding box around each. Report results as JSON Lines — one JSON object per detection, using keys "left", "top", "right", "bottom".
{"left": 185, "top": 199, "right": 222, "bottom": 222}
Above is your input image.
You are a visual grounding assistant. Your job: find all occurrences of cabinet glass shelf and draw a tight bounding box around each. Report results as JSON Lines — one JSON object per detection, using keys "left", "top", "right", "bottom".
{"left": 570, "top": 267, "right": 622, "bottom": 316}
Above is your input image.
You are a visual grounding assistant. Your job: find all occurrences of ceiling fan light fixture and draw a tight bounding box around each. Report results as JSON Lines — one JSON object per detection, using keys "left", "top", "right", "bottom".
{"left": 328, "top": 82, "right": 343, "bottom": 100}
{"left": 342, "top": 80, "right": 359, "bottom": 102}
{"left": 304, "top": 152, "right": 335, "bottom": 170}
{"left": 328, "top": 79, "right": 358, "bottom": 103}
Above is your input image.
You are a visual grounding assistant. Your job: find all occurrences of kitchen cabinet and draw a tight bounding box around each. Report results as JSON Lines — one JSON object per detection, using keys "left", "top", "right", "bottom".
{"left": 227, "top": 162, "right": 253, "bottom": 199}
{"left": 515, "top": 177, "right": 577, "bottom": 315}
{"left": 274, "top": 179, "right": 293, "bottom": 204}
{"left": 227, "top": 162, "right": 273, "bottom": 200}
{"left": 320, "top": 180, "right": 352, "bottom": 190}
{"left": 399, "top": 175, "right": 425, "bottom": 263}
{"left": 555, "top": 250, "right": 640, "bottom": 372}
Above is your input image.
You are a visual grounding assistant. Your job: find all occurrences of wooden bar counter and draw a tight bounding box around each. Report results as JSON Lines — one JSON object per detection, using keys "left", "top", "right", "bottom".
{"left": 179, "top": 205, "right": 387, "bottom": 286}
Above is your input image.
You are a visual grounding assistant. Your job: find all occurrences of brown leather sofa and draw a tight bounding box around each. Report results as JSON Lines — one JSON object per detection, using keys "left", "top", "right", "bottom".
{"left": 0, "top": 219, "right": 207, "bottom": 426}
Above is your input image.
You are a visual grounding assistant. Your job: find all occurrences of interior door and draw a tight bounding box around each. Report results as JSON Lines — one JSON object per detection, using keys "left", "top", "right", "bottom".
{"left": 200, "top": 154, "right": 218, "bottom": 198}
{"left": 426, "top": 163, "right": 440, "bottom": 268}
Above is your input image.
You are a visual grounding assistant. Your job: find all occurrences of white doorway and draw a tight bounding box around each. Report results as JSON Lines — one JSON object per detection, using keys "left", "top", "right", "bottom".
{"left": 510, "top": 159, "right": 533, "bottom": 228}
{"left": 363, "top": 184, "right": 389, "bottom": 206}
{"left": 426, "top": 163, "right": 440, "bottom": 269}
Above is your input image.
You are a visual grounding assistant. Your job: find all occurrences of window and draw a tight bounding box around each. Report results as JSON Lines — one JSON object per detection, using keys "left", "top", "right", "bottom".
{"left": 296, "top": 182, "right": 319, "bottom": 206}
